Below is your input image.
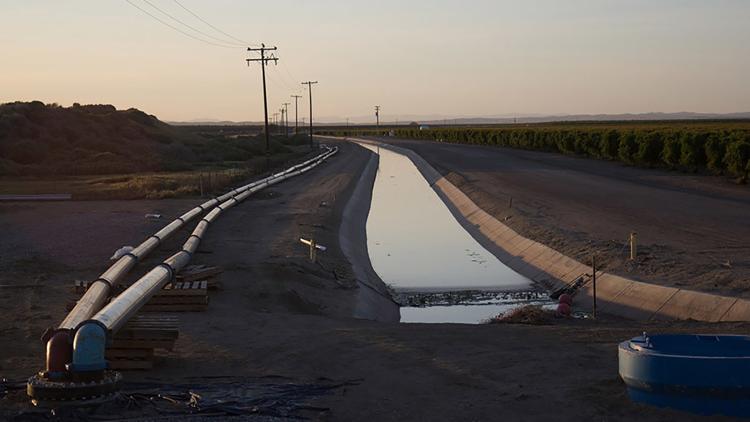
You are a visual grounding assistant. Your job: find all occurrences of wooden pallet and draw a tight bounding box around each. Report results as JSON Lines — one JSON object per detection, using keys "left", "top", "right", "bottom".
{"left": 176, "top": 265, "right": 223, "bottom": 288}
{"left": 160, "top": 281, "right": 208, "bottom": 296}
{"left": 142, "top": 281, "right": 209, "bottom": 312}
{"left": 107, "top": 314, "right": 178, "bottom": 371}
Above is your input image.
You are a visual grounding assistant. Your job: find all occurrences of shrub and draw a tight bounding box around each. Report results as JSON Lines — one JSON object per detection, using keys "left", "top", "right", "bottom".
{"left": 679, "top": 132, "right": 706, "bottom": 171}
{"left": 618, "top": 132, "right": 638, "bottom": 164}
{"left": 661, "top": 134, "right": 682, "bottom": 168}
{"left": 635, "top": 131, "right": 664, "bottom": 166}
{"left": 600, "top": 130, "right": 620, "bottom": 159}
{"left": 558, "top": 131, "right": 576, "bottom": 154}
{"left": 705, "top": 135, "right": 727, "bottom": 174}
{"left": 724, "top": 141, "right": 750, "bottom": 180}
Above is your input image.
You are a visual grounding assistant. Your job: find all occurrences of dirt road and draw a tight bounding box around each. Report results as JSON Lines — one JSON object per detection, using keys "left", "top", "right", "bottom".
{"left": 0, "top": 140, "right": 743, "bottom": 421}
{"left": 373, "top": 136, "right": 750, "bottom": 298}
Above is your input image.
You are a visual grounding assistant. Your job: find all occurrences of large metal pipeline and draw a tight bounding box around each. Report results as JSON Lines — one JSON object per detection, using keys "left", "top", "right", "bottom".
{"left": 64, "top": 146, "right": 338, "bottom": 375}
{"left": 42, "top": 147, "right": 337, "bottom": 379}
{"left": 59, "top": 149, "right": 334, "bottom": 331}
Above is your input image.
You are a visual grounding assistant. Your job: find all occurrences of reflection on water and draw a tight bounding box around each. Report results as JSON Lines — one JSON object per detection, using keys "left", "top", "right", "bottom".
{"left": 398, "top": 290, "right": 556, "bottom": 324}
{"left": 358, "top": 142, "right": 537, "bottom": 323}
{"left": 401, "top": 302, "right": 557, "bottom": 324}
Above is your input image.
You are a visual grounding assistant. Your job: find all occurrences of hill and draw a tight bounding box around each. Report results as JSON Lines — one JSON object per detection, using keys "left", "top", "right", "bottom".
{"left": 0, "top": 102, "right": 288, "bottom": 176}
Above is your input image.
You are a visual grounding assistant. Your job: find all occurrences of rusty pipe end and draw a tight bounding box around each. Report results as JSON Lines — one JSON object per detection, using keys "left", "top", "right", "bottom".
{"left": 44, "top": 330, "right": 73, "bottom": 380}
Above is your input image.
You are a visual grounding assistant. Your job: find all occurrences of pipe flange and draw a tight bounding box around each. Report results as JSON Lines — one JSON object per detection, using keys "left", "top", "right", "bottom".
{"left": 91, "top": 278, "right": 113, "bottom": 292}
{"left": 122, "top": 252, "right": 139, "bottom": 262}
{"left": 26, "top": 370, "right": 122, "bottom": 406}
{"left": 157, "top": 263, "right": 176, "bottom": 281}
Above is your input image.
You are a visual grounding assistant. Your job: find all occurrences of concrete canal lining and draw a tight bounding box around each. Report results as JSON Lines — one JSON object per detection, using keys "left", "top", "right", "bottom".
{"left": 341, "top": 136, "right": 750, "bottom": 323}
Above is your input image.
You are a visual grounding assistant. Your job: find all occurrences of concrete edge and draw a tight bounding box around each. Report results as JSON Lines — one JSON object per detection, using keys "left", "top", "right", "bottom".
{"left": 334, "top": 136, "right": 750, "bottom": 323}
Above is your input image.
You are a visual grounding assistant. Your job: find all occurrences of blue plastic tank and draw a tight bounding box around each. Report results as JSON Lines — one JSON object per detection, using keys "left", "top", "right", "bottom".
{"left": 619, "top": 333, "right": 750, "bottom": 417}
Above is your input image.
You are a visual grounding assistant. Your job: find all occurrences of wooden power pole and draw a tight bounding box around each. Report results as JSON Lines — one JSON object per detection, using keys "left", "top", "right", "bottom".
{"left": 302, "top": 81, "right": 318, "bottom": 150}
{"left": 246, "top": 44, "right": 278, "bottom": 155}
{"left": 282, "top": 102, "right": 290, "bottom": 137}
{"left": 291, "top": 94, "right": 302, "bottom": 134}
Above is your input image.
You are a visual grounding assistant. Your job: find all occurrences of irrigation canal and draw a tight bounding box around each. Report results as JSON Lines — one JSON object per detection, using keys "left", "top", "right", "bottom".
{"left": 356, "top": 142, "right": 554, "bottom": 323}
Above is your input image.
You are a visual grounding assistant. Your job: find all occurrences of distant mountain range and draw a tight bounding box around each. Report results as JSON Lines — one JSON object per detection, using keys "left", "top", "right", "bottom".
{"left": 171, "top": 112, "right": 750, "bottom": 127}
{"left": 414, "top": 112, "right": 750, "bottom": 126}
{"left": 168, "top": 119, "right": 263, "bottom": 126}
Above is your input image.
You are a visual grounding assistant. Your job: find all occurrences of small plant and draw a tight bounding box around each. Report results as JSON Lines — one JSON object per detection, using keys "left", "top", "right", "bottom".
{"left": 724, "top": 140, "right": 750, "bottom": 181}
{"left": 489, "top": 305, "right": 554, "bottom": 325}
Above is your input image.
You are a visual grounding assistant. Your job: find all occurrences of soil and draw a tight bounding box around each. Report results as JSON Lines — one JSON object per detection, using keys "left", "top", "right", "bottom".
{"left": 0, "top": 140, "right": 745, "bottom": 421}
{"left": 374, "top": 136, "right": 750, "bottom": 299}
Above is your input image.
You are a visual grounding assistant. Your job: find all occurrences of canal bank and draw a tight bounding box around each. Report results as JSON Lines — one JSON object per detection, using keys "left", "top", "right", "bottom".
{"left": 339, "top": 151, "right": 401, "bottom": 322}
{"left": 339, "top": 136, "right": 750, "bottom": 323}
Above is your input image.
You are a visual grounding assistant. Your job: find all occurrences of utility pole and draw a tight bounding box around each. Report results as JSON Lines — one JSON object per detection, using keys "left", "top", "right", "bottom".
{"left": 279, "top": 108, "right": 285, "bottom": 135}
{"left": 291, "top": 95, "right": 302, "bottom": 135}
{"left": 246, "top": 44, "right": 278, "bottom": 155}
{"left": 302, "top": 81, "right": 318, "bottom": 150}
{"left": 273, "top": 112, "right": 279, "bottom": 135}
{"left": 282, "top": 102, "right": 290, "bottom": 137}
{"left": 375, "top": 105, "right": 380, "bottom": 127}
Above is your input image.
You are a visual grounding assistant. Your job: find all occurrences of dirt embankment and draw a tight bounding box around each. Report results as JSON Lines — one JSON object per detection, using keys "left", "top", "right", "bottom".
{"left": 375, "top": 136, "right": 750, "bottom": 299}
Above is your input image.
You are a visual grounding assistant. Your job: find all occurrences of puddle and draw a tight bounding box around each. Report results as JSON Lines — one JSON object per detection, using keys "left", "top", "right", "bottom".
{"left": 358, "top": 142, "right": 545, "bottom": 324}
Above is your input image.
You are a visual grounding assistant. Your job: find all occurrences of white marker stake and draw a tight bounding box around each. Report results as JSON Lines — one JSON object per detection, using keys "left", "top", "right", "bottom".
{"left": 300, "top": 238, "right": 327, "bottom": 263}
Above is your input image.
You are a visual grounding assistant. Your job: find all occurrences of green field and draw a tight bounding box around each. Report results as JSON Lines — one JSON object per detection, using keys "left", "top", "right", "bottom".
{"left": 322, "top": 120, "right": 750, "bottom": 181}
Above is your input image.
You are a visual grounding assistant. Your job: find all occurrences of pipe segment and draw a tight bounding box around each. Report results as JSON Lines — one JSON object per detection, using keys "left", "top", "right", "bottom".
{"left": 69, "top": 146, "right": 337, "bottom": 374}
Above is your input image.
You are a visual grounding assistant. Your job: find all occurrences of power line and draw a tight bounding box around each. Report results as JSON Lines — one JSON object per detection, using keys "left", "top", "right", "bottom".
{"left": 141, "top": 0, "right": 241, "bottom": 47}
{"left": 172, "top": 0, "right": 257, "bottom": 47}
{"left": 269, "top": 66, "right": 300, "bottom": 93}
{"left": 266, "top": 67, "right": 292, "bottom": 94}
{"left": 279, "top": 61, "right": 301, "bottom": 90}
{"left": 125, "top": 0, "right": 240, "bottom": 49}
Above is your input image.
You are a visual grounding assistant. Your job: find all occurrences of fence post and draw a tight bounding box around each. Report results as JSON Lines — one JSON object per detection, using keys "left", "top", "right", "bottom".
{"left": 592, "top": 255, "right": 597, "bottom": 319}
{"left": 630, "top": 232, "right": 638, "bottom": 261}
{"left": 309, "top": 239, "right": 317, "bottom": 263}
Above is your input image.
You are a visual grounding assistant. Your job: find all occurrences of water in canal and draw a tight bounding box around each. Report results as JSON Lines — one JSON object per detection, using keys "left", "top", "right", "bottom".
{"left": 358, "top": 142, "right": 552, "bottom": 324}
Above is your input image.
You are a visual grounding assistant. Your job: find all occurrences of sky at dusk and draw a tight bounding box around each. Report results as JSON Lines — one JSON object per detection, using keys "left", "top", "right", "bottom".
{"left": 2, "top": 0, "right": 749, "bottom": 122}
